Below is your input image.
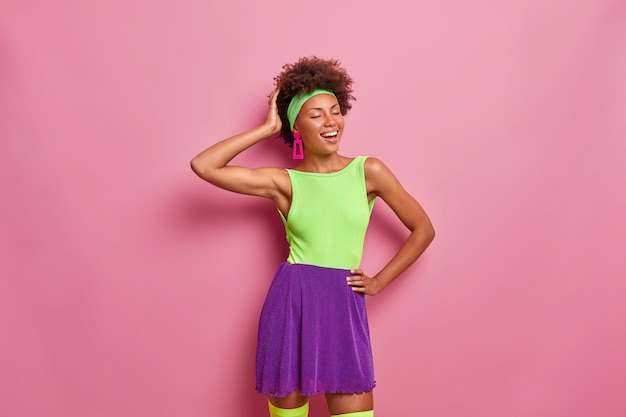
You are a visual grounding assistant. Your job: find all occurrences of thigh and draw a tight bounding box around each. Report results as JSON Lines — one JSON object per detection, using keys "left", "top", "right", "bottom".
{"left": 325, "top": 391, "right": 374, "bottom": 415}
{"left": 269, "top": 390, "right": 309, "bottom": 409}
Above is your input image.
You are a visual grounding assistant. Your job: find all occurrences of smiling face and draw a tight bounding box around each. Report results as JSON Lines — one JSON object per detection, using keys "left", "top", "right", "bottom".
{"left": 293, "top": 93, "right": 345, "bottom": 156}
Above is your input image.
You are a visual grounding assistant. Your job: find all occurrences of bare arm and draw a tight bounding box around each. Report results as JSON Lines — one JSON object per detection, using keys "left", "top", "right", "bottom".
{"left": 347, "top": 157, "right": 435, "bottom": 295}
{"left": 190, "top": 89, "right": 287, "bottom": 201}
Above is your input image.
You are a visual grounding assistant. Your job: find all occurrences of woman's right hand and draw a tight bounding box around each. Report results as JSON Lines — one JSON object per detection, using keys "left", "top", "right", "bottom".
{"left": 264, "top": 88, "right": 282, "bottom": 136}
{"left": 190, "top": 87, "right": 289, "bottom": 198}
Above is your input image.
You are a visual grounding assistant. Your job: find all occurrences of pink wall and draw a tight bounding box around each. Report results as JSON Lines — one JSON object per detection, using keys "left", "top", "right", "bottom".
{"left": 2, "top": 1, "right": 625, "bottom": 416}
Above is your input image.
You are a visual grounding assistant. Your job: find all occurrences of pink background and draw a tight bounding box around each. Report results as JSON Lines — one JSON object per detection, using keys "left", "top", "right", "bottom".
{"left": 2, "top": 1, "right": 625, "bottom": 416}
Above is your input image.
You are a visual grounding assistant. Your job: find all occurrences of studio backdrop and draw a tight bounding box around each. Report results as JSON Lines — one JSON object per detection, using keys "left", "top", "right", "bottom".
{"left": 2, "top": 1, "right": 625, "bottom": 416}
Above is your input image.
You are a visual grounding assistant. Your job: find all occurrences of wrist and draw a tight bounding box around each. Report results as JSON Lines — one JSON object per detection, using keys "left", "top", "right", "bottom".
{"left": 259, "top": 122, "right": 280, "bottom": 139}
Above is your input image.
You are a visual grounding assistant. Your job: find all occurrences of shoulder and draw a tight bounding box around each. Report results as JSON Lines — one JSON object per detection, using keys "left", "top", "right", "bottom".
{"left": 363, "top": 156, "right": 405, "bottom": 197}
{"left": 363, "top": 156, "right": 393, "bottom": 178}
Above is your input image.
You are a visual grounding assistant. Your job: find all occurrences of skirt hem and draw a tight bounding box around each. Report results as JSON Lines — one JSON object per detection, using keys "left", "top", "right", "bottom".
{"left": 255, "top": 381, "right": 377, "bottom": 398}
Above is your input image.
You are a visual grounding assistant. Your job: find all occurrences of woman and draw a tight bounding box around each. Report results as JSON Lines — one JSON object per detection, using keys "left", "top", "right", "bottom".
{"left": 191, "top": 56, "right": 434, "bottom": 417}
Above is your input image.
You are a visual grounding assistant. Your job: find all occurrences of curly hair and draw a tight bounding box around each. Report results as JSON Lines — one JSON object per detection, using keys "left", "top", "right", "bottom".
{"left": 274, "top": 56, "right": 355, "bottom": 145}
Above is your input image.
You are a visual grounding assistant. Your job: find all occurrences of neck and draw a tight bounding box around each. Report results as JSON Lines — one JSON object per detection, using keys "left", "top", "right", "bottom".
{"left": 295, "top": 153, "right": 350, "bottom": 173}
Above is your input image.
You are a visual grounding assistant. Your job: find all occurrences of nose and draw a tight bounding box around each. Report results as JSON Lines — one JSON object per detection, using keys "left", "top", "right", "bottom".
{"left": 323, "top": 112, "right": 336, "bottom": 126}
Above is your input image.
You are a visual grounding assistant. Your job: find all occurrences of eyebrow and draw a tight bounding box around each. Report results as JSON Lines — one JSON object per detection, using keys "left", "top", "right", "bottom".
{"left": 306, "top": 103, "right": 340, "bottom": 112}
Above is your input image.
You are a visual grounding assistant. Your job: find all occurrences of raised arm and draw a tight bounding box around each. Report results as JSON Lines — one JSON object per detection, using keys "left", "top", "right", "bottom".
{"left": 190, "top": 89, "right": 288, "bottom": 202}
{"left": 347, "top": 157, "right": 435, "bottom": 295}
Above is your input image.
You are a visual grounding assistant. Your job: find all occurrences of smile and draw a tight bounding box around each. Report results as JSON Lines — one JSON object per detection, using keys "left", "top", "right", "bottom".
{"left": 321, "top": 131, "right": 339, "bottom": 138}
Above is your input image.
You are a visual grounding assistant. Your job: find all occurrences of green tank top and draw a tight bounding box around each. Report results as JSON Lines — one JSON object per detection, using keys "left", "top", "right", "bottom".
{"left": 278, "top": 156, "right": 375, "bottom": 269}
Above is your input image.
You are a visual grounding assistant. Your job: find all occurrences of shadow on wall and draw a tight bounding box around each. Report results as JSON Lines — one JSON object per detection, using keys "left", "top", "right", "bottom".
{"left": 172, "top": 164, "right": 288, "bottom": 257}
{"left": 167, "top": 181, "right": 288, "bottom": 417}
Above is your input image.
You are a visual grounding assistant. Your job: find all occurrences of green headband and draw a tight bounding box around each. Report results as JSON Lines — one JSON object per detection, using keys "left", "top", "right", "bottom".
{"left": 287, "top": 89, "right": 337, "bottom": 131}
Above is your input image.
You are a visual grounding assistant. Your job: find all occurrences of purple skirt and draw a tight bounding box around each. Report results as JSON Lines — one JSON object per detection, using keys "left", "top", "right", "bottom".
{"left": 255, "top": 262, "right": 375, "bottom": 397}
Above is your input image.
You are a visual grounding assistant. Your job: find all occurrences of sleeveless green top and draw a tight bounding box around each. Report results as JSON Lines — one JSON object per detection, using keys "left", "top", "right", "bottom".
{"left": 279, "top": 156, "right": 375, "bottom": 270}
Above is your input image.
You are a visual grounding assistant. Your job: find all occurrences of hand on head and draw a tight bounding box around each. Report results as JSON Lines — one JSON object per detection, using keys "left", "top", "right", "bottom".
{"left": 265, "top": 88, "right": 282, "bottom": 136}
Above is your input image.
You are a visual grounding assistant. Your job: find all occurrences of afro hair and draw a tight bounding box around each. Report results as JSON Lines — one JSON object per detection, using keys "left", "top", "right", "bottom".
{"left": 274, "top": 56, "right": 355, "bottom": 145}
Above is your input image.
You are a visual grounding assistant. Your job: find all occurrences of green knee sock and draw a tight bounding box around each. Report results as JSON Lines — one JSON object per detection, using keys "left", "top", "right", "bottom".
{"left": 268, "top": 400, "right": 309, "bottom": 417}
{"left": 331, "top": 411, "right": 374, "bottom": 417}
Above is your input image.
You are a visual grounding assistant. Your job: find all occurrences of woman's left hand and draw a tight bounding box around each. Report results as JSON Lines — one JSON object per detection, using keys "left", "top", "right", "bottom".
{"left": 346, "top": 269, "right": 383, "bottom": 296}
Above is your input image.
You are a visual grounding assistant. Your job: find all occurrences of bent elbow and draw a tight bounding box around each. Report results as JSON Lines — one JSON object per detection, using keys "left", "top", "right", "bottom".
{"left": 190, "top": 157, "right": 205, "bottom": 177}
{"left": 190, "top": 157, "right": 221, "bottom": 185}
{"left": 427, "top": 226, "right": 436, "bottom": 244}
{"left": 417, "top": 222, "right": 436, "bottom": 246}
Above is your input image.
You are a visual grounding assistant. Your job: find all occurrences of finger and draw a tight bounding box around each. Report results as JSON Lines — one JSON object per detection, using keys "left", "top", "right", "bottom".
{"left": 350, "top": 269, "right": 363, "bottom": 276}
{"left": 346, "top": 277, "right": 364, "bottom": 286}
{"left": 267, "top": 89, "right": 277, "bottom": 103}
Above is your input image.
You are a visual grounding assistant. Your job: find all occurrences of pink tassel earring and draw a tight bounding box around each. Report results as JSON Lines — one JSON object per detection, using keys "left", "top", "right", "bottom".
{"left": 292, "top": 132, "right": 304, "bottom": 159}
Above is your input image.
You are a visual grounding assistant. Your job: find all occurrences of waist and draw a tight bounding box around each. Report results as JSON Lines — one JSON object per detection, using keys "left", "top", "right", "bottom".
{"left": 286, "top": 250, "right": 361, "bottom": 270}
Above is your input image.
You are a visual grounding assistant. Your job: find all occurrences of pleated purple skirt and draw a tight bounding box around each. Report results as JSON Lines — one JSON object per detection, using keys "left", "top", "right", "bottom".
{"left": 255, "top": 262, "right": 375, "bottom": 397}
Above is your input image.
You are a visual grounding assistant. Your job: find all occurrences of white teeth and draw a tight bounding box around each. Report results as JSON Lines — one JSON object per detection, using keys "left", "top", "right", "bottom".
{"left": 321, "top": 131, "right": 338, "bottom": 138}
